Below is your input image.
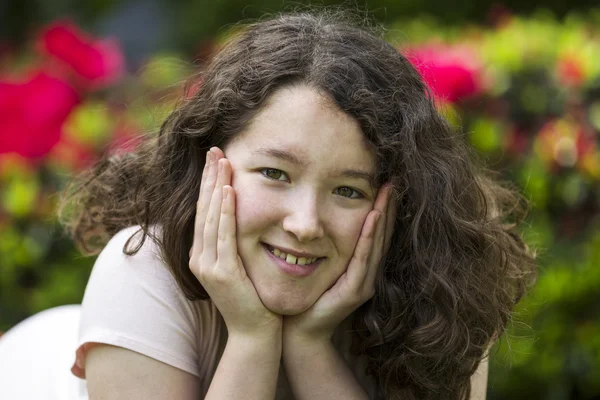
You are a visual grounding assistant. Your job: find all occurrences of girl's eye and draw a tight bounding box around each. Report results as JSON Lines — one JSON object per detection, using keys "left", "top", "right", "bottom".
{"left": 260, "top": 168, "right": 289, "bottom": 181}
{"left": 334, "top": 187, "right": 363, "bottom": 199}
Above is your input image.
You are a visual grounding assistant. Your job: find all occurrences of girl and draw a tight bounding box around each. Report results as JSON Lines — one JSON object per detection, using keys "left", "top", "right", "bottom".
{"left": 1, "top": 10, "right": 536, "bottom": 400}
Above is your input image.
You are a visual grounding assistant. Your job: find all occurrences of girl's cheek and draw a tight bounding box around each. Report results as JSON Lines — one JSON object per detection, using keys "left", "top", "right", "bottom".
{"left": 233, "top": 180, "right": 282, "bottom": 228}
{"left": 329, "top": 210, "right": 369, "bottom": 258}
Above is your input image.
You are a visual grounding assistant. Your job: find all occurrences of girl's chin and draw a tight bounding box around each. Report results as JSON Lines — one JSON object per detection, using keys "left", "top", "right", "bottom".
{"left": 258, "top": 290, "right": 315, "bottom": 316}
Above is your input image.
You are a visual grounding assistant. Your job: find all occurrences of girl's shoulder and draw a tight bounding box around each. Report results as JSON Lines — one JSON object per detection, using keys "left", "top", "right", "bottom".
{"left": 100, "top": 225, "right": 162, "bottom": 263}
{"left": 77, "top": 225, "right": 227, "bottom": 381}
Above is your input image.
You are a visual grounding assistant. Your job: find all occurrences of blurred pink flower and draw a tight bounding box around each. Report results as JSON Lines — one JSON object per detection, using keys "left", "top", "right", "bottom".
{"left": 0, "top": 71, "right": 80, "bottom": 160}
{"left": 38, "top": 21, "right": 124, "bottom": 87}
{"left": 407, "top": 44, "right": 483, "bottom": 104}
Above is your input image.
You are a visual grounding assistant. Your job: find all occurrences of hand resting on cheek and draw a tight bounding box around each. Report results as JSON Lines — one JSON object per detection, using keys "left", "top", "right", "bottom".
{"left": 188, "top": 147, "right": 282, "bottom": 338}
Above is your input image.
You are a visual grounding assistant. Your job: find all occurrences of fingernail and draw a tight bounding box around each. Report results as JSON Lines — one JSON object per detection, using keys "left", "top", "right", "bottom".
{"left": 207, "top": 151, "right": 214, "bottom": 164}
{"left": 206, "top": 151, "right": 212, "bottom": 165}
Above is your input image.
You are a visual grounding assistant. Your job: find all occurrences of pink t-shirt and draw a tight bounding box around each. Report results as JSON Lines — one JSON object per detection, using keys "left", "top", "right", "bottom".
{"left": 72, "top": 226, "right": 379, "bottom": 399}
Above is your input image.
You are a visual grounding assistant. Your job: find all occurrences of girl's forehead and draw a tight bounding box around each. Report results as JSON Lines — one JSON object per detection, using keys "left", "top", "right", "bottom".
{"left": 226, "top": 86, "right": 376, "bottom": 172}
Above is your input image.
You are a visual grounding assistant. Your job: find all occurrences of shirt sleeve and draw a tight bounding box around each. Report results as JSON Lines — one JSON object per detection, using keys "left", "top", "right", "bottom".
{"left": 71, "top": 226, "right": 201, "bottom": 379}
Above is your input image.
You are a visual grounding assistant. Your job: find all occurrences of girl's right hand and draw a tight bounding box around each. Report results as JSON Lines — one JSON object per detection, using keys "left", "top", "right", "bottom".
{"left": 189, "top": 147, "right": 282, "bottom": 338}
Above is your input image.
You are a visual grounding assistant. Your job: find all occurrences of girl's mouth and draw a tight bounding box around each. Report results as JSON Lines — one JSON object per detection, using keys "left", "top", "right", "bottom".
{"left": 262, "top": 243, "right": 324, "bottom": 277}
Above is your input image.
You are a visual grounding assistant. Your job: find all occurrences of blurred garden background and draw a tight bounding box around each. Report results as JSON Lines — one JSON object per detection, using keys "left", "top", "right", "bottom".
{"left": 1, "top": 0, "right": 600, "bottom": 398}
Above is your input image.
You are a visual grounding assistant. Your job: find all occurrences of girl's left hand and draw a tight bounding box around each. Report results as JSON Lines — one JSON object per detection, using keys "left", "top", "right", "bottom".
{"left": 282, "top": 184, "right": 397, "bottom": 343}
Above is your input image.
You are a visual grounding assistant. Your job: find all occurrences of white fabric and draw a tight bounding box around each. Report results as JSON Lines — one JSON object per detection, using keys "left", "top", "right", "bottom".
{"left": 0, "top": 305, "right": 88, "bottom": 400}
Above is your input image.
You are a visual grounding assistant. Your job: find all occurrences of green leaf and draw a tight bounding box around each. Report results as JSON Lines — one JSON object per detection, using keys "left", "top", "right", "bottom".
{"left": 1, "top": 176, "right": 39, "bottom": 218}
{"left": 469, "top": 118, "right": 503, "bottom": 153}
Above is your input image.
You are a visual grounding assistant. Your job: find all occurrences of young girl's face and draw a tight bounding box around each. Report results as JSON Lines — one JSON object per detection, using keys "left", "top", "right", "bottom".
{"left": 224, "top": 85, "right": 377, "bottom": 315}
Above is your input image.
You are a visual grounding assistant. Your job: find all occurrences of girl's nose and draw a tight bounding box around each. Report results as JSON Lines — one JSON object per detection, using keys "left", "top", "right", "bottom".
{"left": 281, "top": 194, "right": 324, "bottom": 242}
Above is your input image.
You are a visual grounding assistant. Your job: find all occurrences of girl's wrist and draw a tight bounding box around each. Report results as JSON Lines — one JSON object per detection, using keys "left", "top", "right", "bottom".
{"left": 281, "top": 334, "right": 336, "bottom": 369}
{"left": 228, "top": 318, "right": 283, "bottom": 343}
{"left": 227, "top": 326, "right": 283, "bottom": 353}
{"left": 282, "top": 320, "right": 334, "bottom": 345}
{"left": 282, "top": 327, "right": 332, "bottom": 353}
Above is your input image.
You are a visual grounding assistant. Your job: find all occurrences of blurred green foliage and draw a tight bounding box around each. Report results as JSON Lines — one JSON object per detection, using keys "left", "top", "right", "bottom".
{"left": 1, "top": 6, "right": 600, "bottom": 399}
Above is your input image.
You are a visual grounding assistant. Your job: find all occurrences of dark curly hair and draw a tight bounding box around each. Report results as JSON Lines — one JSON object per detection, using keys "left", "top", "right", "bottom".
{"left": 60, "top": 10, "right": 536, "bottom": 400}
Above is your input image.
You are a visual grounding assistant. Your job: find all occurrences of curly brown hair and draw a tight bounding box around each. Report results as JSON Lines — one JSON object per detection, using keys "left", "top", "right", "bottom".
{"left": 60, "top": 10, "right": 536, "bottom": 399}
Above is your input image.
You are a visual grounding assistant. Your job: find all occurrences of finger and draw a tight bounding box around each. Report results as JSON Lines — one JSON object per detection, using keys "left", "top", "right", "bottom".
{"left": 190, "top": 155, "right": 209, "bottom": 259}
{"left": 363, "top": 185, "right": 392, "bottom": 270}
{"left": 373, "top": 184, "right": 392, "bottom": 213}
{"left": 193, "top": 148, "right": 226, "bottom": 254}
{"left": 217, "top": 185, "right": 238, "bottom": 269}
{"left": 210, "top": 146, "right": 225, "bottom": 159}
{"left": 344, "top": 210, "right": 380, "bottom": 290}
{"left": 199, "top": 150, "right": 210, "bottom": 190}
{"left": 203, "top": 158, "right": 232, "bottom": 262}
{"left": 364, "top": 202, "right": 388, "bottom": 288}
{"left": 191, "top": 152, "right": 210, "bottom": 259}
{"left": 363, "top": 187, "right": 397, "bottom": 290}
{"left": 193, "top": 150, "right": 217, "bottom": 254}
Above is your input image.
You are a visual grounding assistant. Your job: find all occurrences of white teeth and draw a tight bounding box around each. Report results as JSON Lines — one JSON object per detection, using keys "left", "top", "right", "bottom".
{"left": 286, "top": 254, "right": 297, "bottom": 264}
{"left": 297, "top": 257, "right": 307, "bottom": 265}
{"left": 273, "top": 248, "right": 281, "bottom": 257}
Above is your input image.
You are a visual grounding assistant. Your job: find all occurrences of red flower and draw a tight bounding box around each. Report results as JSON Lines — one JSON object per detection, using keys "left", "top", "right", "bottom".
{"left": 38, "top": 21, "right": 124, "bottom": 87}
{"left": 0, "top": 71, "right": 80, "bottom": 160}
{"left": 407, "top": 44, "right": 483, "bottom": 104}
{"left": 557, "top": 53, "right": 585, "bottom": 88}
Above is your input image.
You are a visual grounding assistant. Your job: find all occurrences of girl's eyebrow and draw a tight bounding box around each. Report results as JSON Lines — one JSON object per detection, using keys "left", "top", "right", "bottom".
{"left": 335, "top": 169, "right": 375, "bottom": 184}
{"left": 252, "top": 148, "right": 307, "bottom": 167}
{"left": 252, "top": 147, "right": 375, "bottom": 184}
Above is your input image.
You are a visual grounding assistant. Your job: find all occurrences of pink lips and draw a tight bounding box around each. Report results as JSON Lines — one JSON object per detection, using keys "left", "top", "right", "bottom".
{"left": 263, "top": 245, "right": 322, "bottom": 277}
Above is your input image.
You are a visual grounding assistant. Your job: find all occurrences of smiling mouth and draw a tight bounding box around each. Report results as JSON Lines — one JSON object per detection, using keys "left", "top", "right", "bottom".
{"left": 263, "top": 244, "right": 324, "bottom": 266}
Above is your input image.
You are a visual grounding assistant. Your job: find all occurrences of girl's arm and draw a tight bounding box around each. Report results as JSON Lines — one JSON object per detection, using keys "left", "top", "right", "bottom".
{"left": 86, "top": 344, "right": 200, "bottom": 400}
{"left": 283, "top": 338, "right": 490, "bottom": 400}
{"left": 86, "top": 337, "right": 281, "bottom": 400}
{"left": 282, "top": 336, "right": 368, "bottom": 400}
{"left": 206, "top": 330, "right": 282, "bottom": 400}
